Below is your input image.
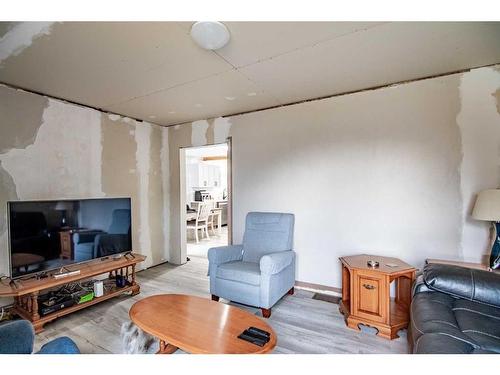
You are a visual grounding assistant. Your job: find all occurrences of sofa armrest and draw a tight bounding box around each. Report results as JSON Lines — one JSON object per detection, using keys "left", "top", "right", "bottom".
{"left": 37, "top": 337, "right": 80, "bottom": 354}
{"left": 260, "top": 251, "right": 295, "bottom": 275}
{"left": 208, "top": 245, "right": 243, "bottom": 266}
{"left": 423, "top": 263, "right": 500, "bottom": 307}
{"left": 412, "top": 274, "right": 431, "bottom": 297}
{"left": 73, "top": 231, "right": 103, "bottom": 244}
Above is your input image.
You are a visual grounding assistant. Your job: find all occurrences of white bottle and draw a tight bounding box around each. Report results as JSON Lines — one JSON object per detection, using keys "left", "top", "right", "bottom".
{"left": 94, "top": 281, "right": 104, "bottom": 297}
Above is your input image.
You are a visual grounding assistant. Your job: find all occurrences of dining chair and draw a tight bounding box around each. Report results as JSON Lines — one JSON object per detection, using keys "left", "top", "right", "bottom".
{"left": 204, "top": 200, "right": 218, "bottom": 234}
{"left": 187, "top": 202, "right": 211, "bottom": 243}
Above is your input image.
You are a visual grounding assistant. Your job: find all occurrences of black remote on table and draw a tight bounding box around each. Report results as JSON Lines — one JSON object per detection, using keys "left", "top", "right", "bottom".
{"left": 238, "top": 332, "right": 266, "bottom": 347}
{"left": 248, "top": 326, "right": 270, "bottom": 339}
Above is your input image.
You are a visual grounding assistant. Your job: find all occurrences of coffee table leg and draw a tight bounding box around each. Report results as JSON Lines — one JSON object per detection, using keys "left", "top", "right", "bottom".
{"left": 158, "top": 339, "right": 178, "bottom": 354}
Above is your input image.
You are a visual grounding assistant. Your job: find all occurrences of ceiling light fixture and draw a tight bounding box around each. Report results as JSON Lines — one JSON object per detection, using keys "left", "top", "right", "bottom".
{"left": 190, "top": 21, "right": 230, "bottom": 50}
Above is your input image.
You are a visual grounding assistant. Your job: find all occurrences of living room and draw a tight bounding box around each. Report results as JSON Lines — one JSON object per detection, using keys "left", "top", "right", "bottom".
{"left": 1, "top": 1, "right": 499, "bottom": 373}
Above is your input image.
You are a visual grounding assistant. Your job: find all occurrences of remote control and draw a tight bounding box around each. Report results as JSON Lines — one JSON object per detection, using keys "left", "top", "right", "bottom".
{"left": 237, "top": 332, "right": 266, "bottom": 347}
{"left": 246, "top": 328, "right": 270, "bottom": 342}
{"left": 248, "top": 326, "right": 270, "bottom": 338}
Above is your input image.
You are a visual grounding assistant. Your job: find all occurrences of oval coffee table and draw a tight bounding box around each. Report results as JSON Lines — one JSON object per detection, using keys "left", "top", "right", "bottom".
{"left": 129, "top": 294, "right": 277, "bottom": 354}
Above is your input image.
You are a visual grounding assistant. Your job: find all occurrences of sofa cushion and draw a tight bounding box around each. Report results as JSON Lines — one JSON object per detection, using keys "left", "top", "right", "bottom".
{"left": 411, "top": 291, "right": 500, "bottom": 353}
{"left": 452, "top": 300, "right": 500, "bottom": 353}
{"left": 411, "top": 292, "right": 476, "bottom": 346}
{"left": 423, "top": 263, "right": 500, "bottom": 308}
{"left": 216, "top": 261, "right": 261, "bottom": 286}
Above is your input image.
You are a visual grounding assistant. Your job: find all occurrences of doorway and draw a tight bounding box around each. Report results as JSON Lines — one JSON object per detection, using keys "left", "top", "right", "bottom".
{"left": 179, "top": 141, "right": 231, "bottom": 260}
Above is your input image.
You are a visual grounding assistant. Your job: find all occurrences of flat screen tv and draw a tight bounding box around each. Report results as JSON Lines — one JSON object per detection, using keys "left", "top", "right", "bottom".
{"left": 7, "top": 197, "right": 132, "bottom": 279}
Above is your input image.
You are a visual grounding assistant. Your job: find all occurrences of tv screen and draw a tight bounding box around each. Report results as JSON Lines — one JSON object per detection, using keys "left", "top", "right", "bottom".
{"left": 8, "top": 197, "right": 132, "bottom": 279}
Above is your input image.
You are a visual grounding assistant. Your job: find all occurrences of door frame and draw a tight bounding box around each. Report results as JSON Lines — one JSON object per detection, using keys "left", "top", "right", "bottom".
{"left": 178, "top": 138, "right": 233, "bottom": 263}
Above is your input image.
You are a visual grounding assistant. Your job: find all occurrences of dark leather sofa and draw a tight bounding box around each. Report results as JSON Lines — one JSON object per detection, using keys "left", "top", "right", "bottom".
{"left": 410, "top": 262, "right": 500, "bottom": 354}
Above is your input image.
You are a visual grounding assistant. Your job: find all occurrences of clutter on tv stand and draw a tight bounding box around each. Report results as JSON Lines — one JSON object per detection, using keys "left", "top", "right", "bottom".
{"left": 0, "top": 253, "right": 145, "bottom": 333}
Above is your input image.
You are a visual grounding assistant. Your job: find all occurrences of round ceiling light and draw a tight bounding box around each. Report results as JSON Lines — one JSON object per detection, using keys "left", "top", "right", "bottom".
{"left": 190, "top": 21, "right": 230, "bottom": 50}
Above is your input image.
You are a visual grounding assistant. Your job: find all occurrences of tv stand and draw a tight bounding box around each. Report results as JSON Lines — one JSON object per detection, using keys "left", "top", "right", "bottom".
{"left": 0, "top": 253, "right": 145, "bottom": 333}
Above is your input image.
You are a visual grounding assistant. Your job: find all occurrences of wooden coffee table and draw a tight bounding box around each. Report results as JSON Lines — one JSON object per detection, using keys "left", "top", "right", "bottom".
{"left": 129, "top": 294, "right": 277, "bottom": 354}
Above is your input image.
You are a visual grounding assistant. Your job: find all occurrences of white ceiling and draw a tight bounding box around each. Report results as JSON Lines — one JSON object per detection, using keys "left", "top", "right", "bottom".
{"left": 0, "top": 22, "right": 499, "bottom": 126}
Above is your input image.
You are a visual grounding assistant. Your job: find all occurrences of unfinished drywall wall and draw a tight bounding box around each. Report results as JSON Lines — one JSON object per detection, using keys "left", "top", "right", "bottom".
{"left": 0, "top": 85, "right": 170, "bottom": 286}
{"left": 168, "top": 65, "right": 500, "bottom": 289}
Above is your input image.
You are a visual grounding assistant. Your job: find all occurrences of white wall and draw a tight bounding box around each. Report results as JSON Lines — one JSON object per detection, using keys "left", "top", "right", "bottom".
{"left": 169, "top": 65, "right": 500, "bottom": 289}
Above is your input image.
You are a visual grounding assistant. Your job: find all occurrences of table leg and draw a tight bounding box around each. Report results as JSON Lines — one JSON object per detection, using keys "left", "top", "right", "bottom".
{"left": 157, "top": 339, "right": 178, "bottom": 354}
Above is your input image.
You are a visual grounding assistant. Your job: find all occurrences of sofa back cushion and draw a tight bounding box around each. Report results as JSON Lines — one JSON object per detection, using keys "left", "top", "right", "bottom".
{"left": 423, "top": 263, "right": 500, "bottom": 308}
{"left": 242, "top": 212, "right": 294, "bottom": 263}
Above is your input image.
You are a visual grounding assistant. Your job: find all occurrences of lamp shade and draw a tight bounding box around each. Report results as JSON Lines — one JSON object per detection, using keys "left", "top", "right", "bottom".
{"left": 472, "top": 189, "right": 500, "bottom": 221}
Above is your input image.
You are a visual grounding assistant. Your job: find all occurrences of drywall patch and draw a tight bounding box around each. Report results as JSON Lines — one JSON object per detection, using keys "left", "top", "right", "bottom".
{"left": 135, "top": 123, "right": 152, "bottom": 263}
{"left": 146, "top": 124, "right": 165, "bottom": 266}
{"left": 0, "top": 84, "right": 48, "bottom": 153}
{"left": 213, "top": 117, "right": 232, "bottom": 143}
{"left": 458, "top": 66, "right": 500, "bottom": 262}
{"left": 191, "top": 120, "right": 209, "bottom": 146}
{"left": 0, "top": 22, "right": 54, "bottom": 66}
{"left": 0, "top": 161, "right": 18, "bottom": 248}
{"left": 160, "top": 127, "right": 170, "bottom": 262}
{"left": 100, "top": 114, "right": 141, "bottom": 257}
{"left": 0, "top": 98, "right": 104, "bottom": 199}
{"left": 0, "top": 162, "right": 17, "bottom": 275}
{"left": 107, "top": 114, "right": 122, "bottom": 122}
{"left": 494, "top": 88, "right": 500, "bottom": 115}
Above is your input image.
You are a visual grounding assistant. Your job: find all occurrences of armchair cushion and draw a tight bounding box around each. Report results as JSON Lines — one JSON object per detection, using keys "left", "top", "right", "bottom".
{"left": 217, "top": 261, "right": 261, "bottom": 286}
{"left": 260, "top": 251, "right": 295, "bottom": 275}
{"left": 242, "top": 212, "right": 294, "bottom": 263}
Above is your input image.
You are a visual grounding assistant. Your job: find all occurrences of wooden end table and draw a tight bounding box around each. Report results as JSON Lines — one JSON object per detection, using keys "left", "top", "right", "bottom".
{"left": 339, "top": 254, "right": 416, "bottom": 340}
{"left": 129, "top": 294, "right": 277, "bottom": 354}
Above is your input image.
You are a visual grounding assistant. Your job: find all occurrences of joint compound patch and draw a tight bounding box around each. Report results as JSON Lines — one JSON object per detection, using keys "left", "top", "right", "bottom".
{"left": 213, "top": 117, "right": 232, "bottom": 143}
{"left": 191, "top": 120, "right": 209, "bottom": 146}
{"left": 0, "top": 22, "right": 55, "bottom": 65}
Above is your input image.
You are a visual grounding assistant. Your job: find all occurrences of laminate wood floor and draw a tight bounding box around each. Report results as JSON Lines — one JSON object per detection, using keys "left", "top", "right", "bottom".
{"left": 33, "top": 256, "right": 409, "bottom": 354}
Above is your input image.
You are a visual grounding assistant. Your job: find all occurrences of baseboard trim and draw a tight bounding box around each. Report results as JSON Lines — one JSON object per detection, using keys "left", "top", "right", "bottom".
{"left": 295, "top": 280, "right": 341, "bottom": 296}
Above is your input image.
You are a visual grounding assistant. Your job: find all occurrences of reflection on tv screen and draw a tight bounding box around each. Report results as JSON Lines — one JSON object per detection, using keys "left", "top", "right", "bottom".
{"left": 9, "top": 198, "right": 132, "bottom": 279}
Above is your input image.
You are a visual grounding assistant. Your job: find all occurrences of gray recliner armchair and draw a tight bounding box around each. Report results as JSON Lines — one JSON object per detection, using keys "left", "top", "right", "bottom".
{"left": 208, "top": 212, "right": 295, "bottom": 318}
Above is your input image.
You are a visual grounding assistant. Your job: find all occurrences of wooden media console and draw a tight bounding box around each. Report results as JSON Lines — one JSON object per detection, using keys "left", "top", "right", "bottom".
{"left": 0, "top": 253, "right": 145, "bottom": 333}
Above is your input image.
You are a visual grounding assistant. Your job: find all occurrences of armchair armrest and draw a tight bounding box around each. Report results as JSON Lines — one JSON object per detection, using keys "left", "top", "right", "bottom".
{"left": 73, "top": 231, "right": 104, "bottom": 244}
{"left": 260, "top": 251, "right": 295, "bottom": 275}
{"left": 208, "top": 245, "right": 244, "bottom": 265}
